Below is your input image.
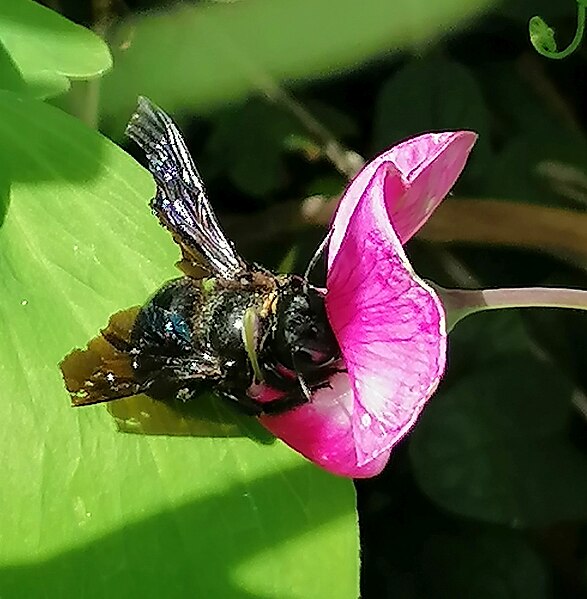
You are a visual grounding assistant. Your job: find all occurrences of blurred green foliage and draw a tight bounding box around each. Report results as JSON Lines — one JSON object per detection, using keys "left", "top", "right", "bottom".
{"left": 1, "top": 0, "right": 587, "bottom": 597}
{"left": 102, "top": 0, "right": 498, "bottom": 118}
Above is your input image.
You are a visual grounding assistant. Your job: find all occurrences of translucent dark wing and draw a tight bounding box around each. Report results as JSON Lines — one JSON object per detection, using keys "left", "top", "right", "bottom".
{"left": 125, "top": 96, "right": 248, "bottom": 279}
{"left": 60, "top": 308, "right": 143, "bottom": 406}
{"left": 61, "top": 306, "right": 224, "bottom": 407}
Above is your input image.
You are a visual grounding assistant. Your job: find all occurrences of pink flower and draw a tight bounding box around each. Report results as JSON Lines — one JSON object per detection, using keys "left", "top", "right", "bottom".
{"left": 260, "top": 131, "right": 478, "bottom": 478}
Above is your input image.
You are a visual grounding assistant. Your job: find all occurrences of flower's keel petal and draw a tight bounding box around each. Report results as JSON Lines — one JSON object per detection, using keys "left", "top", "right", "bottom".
{"left": 261, "top": 165, "right": 447, "bottom": 478}
{"left": 260, "top": 373, "right": 391, "bottom": 478}
{"left": 327, "top": 164, "right": 447, "bottom": 468}
{"left": 328, "top": 131, "right": 477, "bottom": 268}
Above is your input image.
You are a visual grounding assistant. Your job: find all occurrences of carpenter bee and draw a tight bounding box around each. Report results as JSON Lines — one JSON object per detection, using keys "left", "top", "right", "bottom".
{"left": 61, "top": 97, "right": 341, "bottom": 416}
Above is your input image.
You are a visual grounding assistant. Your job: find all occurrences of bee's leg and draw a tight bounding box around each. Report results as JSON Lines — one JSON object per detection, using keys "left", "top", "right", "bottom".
{"left": 261, "top": 361, "right": 338, "bottom": 394}
{"left": 137, "top": 355, "right": 223, "bottom": 402}
{"left": 254, "top": 360, "right": 347, "bottom": 415}
{"left": 308, "top": 379, "right": 333, "bottom": 392}
{"left": 258, "top": 361, "right": 296, "bottom": 392}
{"left": 290, "top": 353, "right": 313, "bottom": 403}
{"left": 296, "top": 372, "right": 312, "bottom": 402}
{"left": 219, "top": 379, "right": 308, "bottom": 416}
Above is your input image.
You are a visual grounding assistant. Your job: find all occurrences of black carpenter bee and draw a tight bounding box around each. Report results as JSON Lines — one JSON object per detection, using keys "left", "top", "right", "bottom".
{"left": 61, "top": 97, "right": 341, "bottom": 416}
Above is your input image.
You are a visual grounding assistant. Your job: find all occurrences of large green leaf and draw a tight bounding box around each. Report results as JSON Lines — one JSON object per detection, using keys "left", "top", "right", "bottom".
{"left": 102, "top": 0, "right": 497, "bottom": 121}
{"left": 0, "top": 0, "right": 111, "bottom": 98}
{"left": 410, "top": 357, "right": 587, "bottom": 527}
{"left": 0, "top": 91, "right": 358, "bottom": 597}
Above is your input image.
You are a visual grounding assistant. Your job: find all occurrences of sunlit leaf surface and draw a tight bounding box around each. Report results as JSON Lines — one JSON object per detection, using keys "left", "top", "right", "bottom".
{"left": 0, "top": 91, "right": 358, "bottom": 598}
{"left": 0, "top": 0, "right": 111, "bottom": 98}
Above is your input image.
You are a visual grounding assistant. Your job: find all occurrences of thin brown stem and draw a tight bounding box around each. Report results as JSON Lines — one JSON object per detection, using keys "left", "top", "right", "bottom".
{"left": 209, "top": 27, "right": 365, "bottom": 179}
{"left": 259, "top": 82, "right": 364, "bottom": 178}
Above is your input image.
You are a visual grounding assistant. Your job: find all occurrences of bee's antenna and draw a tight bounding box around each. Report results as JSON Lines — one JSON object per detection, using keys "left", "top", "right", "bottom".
{"left": 303, "top": 229, "right": 333, "bottom": 287}
{"left": 297, "top": 373, "right": 312, "bottom": 402}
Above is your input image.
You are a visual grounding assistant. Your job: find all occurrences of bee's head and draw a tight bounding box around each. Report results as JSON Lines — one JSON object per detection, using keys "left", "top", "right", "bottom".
{"left": 271, "top": 276, "right": 340, "bottom": 371}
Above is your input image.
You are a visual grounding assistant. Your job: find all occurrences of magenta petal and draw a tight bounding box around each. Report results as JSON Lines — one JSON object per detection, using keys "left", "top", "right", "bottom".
{"left": 326, "top": 163, "right": 447, "bottom": 466}
{"left": 260, "top": 373, "right": 391, "bottom": 478}
{"left": 328, "top": 131, "right": 477, "bottom": 265}
{"left": 261, "top": 164, "right": 447, "bottom": 477}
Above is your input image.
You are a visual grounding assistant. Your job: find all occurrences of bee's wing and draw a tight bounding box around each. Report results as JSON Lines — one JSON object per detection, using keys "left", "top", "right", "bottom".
{"left": 61, "top": 306, "right": 224, "bottom": 407}
{"left": 126, "top": 96, "right": 248, "bottom": 279}
{"left": 61, "top": 307, "right": 143, "bottom": 406}
{"left": 61, "top": 310, "right": 256, "bottom": 439}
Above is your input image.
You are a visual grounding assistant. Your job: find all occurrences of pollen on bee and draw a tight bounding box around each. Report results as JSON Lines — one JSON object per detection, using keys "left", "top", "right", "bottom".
{"left": 260, "top": 290, "right": 278, "bottom": 318}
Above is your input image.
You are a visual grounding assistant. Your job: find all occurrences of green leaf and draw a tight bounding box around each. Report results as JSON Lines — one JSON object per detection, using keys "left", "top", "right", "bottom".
{"left": 205, "top": 98, "right": 355, "bottom": 198}
{"left": 410, "top": 357, "right": 587, "bottom": 526}
{"left": 102, "top": 0, "right": 498, "bottom": 119}
{"left": 305, "top": 174, "right": 347, "bottom": 197}
{"left": 0, "top": 91, "right": 358, "bottom": 597}
{"left": 421, "top": 530, "right": 550, "bottom": 598}
{"left": 0, "top": 0, "right": 111, "bottom": 98}
{"left": 373, "top": 57, "right": 491, "bottom": 180}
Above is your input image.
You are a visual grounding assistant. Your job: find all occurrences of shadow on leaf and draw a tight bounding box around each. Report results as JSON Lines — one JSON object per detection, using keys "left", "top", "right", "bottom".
{"left": 0, "top": 463, "right": 356, "bottom": 599}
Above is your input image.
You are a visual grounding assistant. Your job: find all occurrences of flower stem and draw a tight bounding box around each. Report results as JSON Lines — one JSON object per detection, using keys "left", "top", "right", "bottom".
{"left": 438, "top": 286, "right": 587, "bottom": 331}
